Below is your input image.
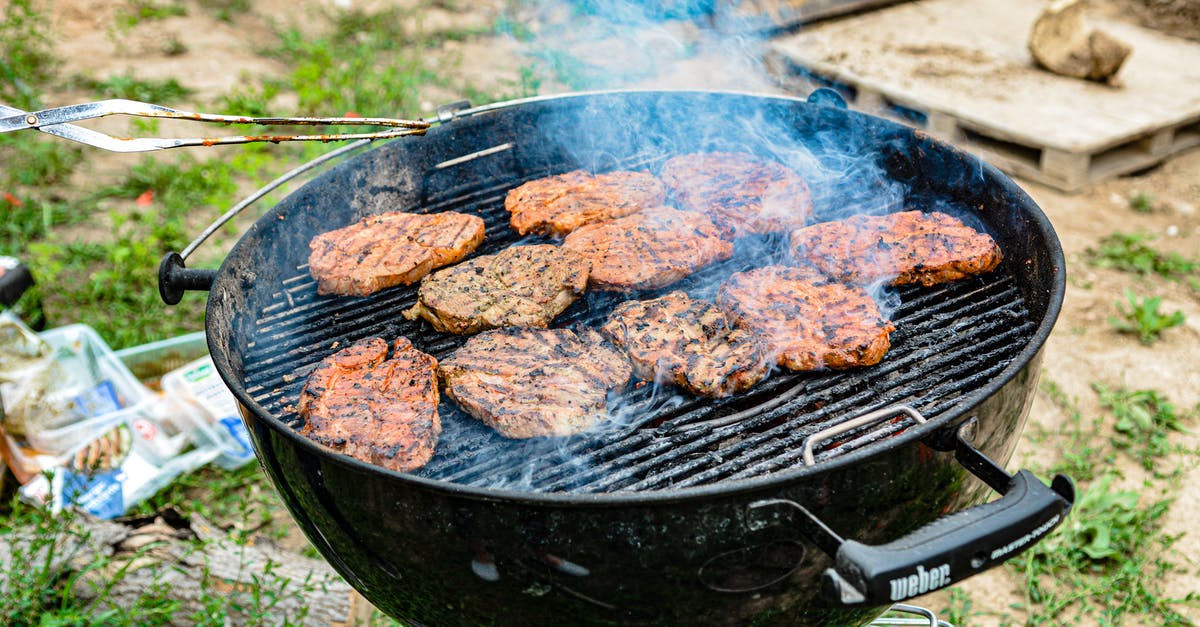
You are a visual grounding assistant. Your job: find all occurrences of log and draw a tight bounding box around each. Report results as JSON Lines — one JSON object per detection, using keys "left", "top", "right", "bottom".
{"left": 0, "top": 508, "right": 376, "bottom": 625}
{"left": 1028, "top": 0, "right": 1131, "bottom": 83}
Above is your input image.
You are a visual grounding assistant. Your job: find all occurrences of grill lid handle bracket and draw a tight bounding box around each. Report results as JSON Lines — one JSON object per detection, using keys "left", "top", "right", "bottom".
{"left": 757, "top": 413, "right": 1075, "bottom": 607}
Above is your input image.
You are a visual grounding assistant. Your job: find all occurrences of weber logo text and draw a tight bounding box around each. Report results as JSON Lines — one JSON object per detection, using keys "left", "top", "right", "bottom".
{"left": 888, "top": 563, "right": 951, "bottom": 601}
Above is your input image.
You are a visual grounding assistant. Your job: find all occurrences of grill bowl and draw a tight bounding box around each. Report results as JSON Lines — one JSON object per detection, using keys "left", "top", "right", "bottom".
{"left": 197, "top": 90, "right": 1066, "bottom": 626}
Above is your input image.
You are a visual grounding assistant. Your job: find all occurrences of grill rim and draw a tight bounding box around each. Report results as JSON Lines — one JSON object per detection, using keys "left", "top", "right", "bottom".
{"left": 204, "top": 89, "right": 1066, "bottom": 507}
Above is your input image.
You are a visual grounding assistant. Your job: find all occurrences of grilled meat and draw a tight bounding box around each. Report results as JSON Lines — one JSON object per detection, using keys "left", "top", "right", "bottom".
{"left": 717, "top": 266, "right": 895, "bottom": 371}
{"left": 297, "top": 336, "right": 440, "bottom": 472}
{"left": 561, "top": 207, "right": 733, "bottom": 291}
{"left": 788, "top": 210, "right": 1003, "bottom": 286}
{"left": 505, "top": 170, "right": 667, "bottom": 237}
{"left": 308, "top": 211, "right": 485, "bottom": 297}
{"left": 438, "top": 327, "right": 632, "bottom": 439}
{"left": 660, "top": 151, "right": 813, "bottom": 237}
{"left": 403, "top": 244, "right": 590, "bottom": 334}
{"left": 600, "top": 291, "right": 770, "bottom": 398}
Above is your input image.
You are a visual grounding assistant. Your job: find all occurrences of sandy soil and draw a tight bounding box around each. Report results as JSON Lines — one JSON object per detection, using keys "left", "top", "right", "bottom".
{"left": 33, "top": 0, "right": 1200, "bottom": 624}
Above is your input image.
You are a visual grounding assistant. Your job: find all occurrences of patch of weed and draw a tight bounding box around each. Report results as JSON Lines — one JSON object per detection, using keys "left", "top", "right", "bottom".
{"left": 0, "top": 0, "right": 59, "bottom": 109}
{"left": 70, "top": 72, "right": 192, "bottom": 103}
{"left": 1129, "top": 191, "right": 1158, "bottom": 213}
{"left": 1087, "top": 232, "right": 1199, "bottom": 279}
{"left": 118, "top": 0, "right": 188, "bottom": 29}
{"left": 197, "top": 0, "right": 251, "bottom": 22}
{"left": 1109, "top": 289, "right": 1186, "bottom": 344}
{"left": 1016, "top": 475, "right": 1195, "bottom": 625}
{"left": 1094, "top": 383, "right": 1194, "bottom": 475}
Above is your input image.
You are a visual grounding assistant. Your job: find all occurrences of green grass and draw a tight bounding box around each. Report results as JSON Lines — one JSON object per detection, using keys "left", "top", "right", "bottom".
{"left": 1087, "top": 232, "right": 1200, "bottom": 280}
{"left": 949, "top": 379, "right": 1200, "bottom": 626}
{"left": 0, "top": 2, "right": 526, "bottom": 623}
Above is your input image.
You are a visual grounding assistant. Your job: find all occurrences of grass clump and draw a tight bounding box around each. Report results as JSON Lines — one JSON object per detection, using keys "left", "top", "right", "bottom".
{"left": 0, "top": 0, "right": 59, "bottom": 109}
{"left": 994, "top": 380, "right": 1200, "bottom": 625}
{"left": 1109, "top": 289, "right": 1186, "bottom": 345}
{"left": 1087, "top": 233, "right": 1200, "bottom": 280}
{"left": 70, "top": 72, "right": 192, "bottom": 103}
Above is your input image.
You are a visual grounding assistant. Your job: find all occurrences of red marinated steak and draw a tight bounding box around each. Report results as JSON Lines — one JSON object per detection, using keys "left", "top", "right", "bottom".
{"left": 297, "top": 337, "right": 441, "bottom": 472}
{"left": 788, "top": 210, "right": 1003, "bottom": 286}
{"left": 505, "top": 169, "right": 667, "bottom": 237}
{"left": 659, "top": 151, "right": 814, "bottom": 237}
{"left": 717, "top": 266, "right": 895, "bottom": 371}
{"left": 600, "top": 291, "right": 771, "bottom": 398}
{"left": 438, "top": 327, "right": 632, "bottom": 439}
{"left": 561, "top": 207, "right": 733, "bottom": 291}
{"left": 308, "top": 211, "right": 485, "bottom": 297}
{"left": 403, "top": 244, "right": 590, "bottom": 334}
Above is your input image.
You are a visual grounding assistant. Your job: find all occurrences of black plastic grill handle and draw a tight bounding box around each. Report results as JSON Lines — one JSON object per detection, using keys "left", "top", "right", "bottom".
{"left": 753, "top": 418, "right": 1075, "bottom": 606}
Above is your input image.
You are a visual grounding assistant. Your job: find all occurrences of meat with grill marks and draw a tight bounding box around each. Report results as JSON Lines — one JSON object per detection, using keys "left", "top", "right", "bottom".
{"left": 660, "top": 151, "right": 814, "bottom": 237}
{"left": 561, "top": 207, "right": 733, "bottom": 291}
{"left": 308, "top": 211, "right": 485, "bottom": 297}
{"left": 788, "top": 210, "right": 1003, "bottom": 286}
{"left": 600, "top": 291, "right": 771, "bottom": 398}
{"left": 297, "top": 336, "right": 440, "bottom": 472}
{"left": 505, "top": 170, "right": 667, "bottom": 237}
{"left": 438, "top": 327, "right": 632, "bottom": 439}
{"left": 717, "top": 266, "right": 895, "bottom": 371}
{"left": 403, "top": 244, "right": 590, "bottom": 334}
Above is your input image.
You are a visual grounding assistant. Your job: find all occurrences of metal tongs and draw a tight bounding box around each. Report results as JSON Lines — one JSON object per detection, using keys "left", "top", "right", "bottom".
{"left": 0, "top": 99, "right": 430, "bottom": 152}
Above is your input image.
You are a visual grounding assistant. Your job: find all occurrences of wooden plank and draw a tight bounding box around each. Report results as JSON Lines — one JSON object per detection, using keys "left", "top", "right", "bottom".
{"left": 765, "top": 0, "right": 1200, "bottom": 190}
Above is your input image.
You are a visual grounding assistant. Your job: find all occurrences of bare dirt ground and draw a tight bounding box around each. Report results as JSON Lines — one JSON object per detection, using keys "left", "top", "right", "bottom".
{"left": 37, "top": 0, "right": 1200, "bottom": 624}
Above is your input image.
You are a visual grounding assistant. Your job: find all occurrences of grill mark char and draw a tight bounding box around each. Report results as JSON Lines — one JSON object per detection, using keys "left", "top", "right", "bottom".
{"left": 505, "top": 170, "right": 666, "bottom": 237}
{"left": 438, "top": 327, "right": 633, "bottom": 439}
{"left": 788, "top": 210, "right": 1003, "bottom": 286}
{"left": 297, "top": 337, "right": 440, "bottom": 472}
{"left": 402, "top": 244, "right": 590, "bottom": 334}
{"left": 600, "top": 291, "right": 771, "bottom": 398}
{"left": 307, "top": 211, "right": 485, "bottom": 297}
{"left": 718, "top": 266, "right": 896, "bottom": 371}
{"left": 660, "top": 151, "right": 814, "bottom": 237}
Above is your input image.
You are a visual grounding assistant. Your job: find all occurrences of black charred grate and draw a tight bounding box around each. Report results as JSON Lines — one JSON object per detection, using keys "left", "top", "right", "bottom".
{"left": 241, "top": 163, "right": 1036, "bottom": 494}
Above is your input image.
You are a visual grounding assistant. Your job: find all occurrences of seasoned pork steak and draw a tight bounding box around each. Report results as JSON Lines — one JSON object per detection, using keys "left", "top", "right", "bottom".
{"left": 717, "top": 266, "right": 895, "bottom": 371}
{"left": 505, "top": 170, "right": 666, "bottom": 237}
{"left": 788, "top": 210, "right": 1003, "bottom": 286}
{"left": 403, "top": 244, "right": 590, "bottom": 334}
{"left": 600, "top": 291, "right": 771, "bottom": 398}
{"left": 297, "top": 336, "right": 440, "bottom": 472}
{"left": 561, "top": 207, "right": 733, "bottom": 291}
{"left": 308, "top": 211, "right": 485, "bottom": 296}
{"left": 660, "top": 151, "right": 813, "bottom": 237}
{"left": 438, "top": 327, "right": 632, "bottom": 439}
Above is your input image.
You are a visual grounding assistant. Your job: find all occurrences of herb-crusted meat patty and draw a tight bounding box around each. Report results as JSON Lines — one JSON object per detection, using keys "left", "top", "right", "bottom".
{"left": 505, "top": 170, "right": 667, "bottom": 237}
{"left": 660, "top": 151, "right": 814, "bottom": 237}
{"left": 308, "top": 211, "right": 485, "bottom": 296}
{"left": 438, "top": 327, "right": 632, "bottom": 439}
{"left": 600, "top": 291, "right": 771, "bottom": 398}
{"left": 788, "top": 210, "right": 1003, "bottom": 286}
{"left": 561, "top": 207, "right": 733, "bottom": 291}
{"left": 717, "top": 266, "right": 895, "bottom": 371}
{"left": 297, "top": 337, "right": 440, "bottom": 472}
{"left": 403, "top": 244, "right": 590, "bottom": 334}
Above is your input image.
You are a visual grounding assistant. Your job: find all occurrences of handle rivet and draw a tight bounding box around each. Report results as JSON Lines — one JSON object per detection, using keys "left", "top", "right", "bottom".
{"left": 25, "top": 114, "right": 38, "bottom": 126}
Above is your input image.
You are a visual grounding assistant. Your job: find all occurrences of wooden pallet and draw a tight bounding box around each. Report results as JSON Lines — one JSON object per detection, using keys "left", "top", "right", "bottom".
{"left": 712, "top": 0, "right": 911, "bottom": 31}
{"left": 764, "top": 0, "right": 1200, "bottom": 192}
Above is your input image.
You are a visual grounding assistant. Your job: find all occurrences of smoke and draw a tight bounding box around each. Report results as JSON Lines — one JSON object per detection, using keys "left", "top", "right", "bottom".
{"left": 413, "top": 1, "right": 942, "bottom": 492}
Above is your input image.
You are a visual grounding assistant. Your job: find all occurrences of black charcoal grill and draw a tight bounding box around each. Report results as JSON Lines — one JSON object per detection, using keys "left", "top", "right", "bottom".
{"left": 163, "top": 90, "right": 1073, "bottom": 626}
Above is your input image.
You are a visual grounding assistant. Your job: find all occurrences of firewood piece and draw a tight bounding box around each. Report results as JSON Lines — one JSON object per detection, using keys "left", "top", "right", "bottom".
{"left": 1028, "top": 0, "right": 1132, "bottom": 83}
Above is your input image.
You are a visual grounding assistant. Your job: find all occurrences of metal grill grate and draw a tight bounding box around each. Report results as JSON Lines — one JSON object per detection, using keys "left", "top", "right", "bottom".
{"left": 240, "top": 165, "right": 1035, "bottom": 494}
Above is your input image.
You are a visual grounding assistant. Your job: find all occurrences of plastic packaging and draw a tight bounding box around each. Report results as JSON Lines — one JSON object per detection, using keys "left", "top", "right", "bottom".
{"left": 161, "top": 356, "right": 255, "bottom": 469}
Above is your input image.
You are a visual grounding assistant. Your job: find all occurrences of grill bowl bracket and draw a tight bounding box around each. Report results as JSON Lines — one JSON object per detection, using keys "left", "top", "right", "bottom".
{"left": 199, "top": 90, "right": 1066, "bottom": 626}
